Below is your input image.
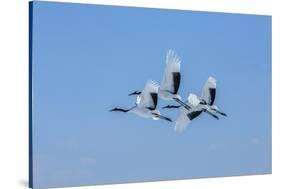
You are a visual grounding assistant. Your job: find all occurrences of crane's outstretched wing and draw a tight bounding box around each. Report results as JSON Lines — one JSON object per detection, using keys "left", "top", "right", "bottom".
{"left": 201, "top": 77, "right": 216, "bottom": 105}
{"left": 160, "top": 50, "right": 181, "bottom": 94}
{"left": 137, "top": 80, "right": 159, "bottom": 110}
{"left": 175, "top": 108, "right": 190, "bottom": 132}
{"left": 175, "top": 106, "right": 203, "bottom": 132}
{"left": 175, "top": 95, "right": 203, "bottom": 132}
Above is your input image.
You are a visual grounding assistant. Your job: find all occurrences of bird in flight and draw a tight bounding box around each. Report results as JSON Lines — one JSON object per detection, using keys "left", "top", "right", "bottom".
{"left": 129, "top": 50, "right": 191, "bottom": 111}
{"left": 200, "top": 77, "right": 227, "bottom": 117}
{"left": 163, "top": 77, "right": 227, "bottom": 132}
{"left": 110, "top": 80, "right": 172, "bottom": 122}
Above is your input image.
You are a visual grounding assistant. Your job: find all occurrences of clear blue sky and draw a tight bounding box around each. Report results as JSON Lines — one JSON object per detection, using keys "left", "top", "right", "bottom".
{"left": 31, "top": 1, "right": 271, "bottom": 188}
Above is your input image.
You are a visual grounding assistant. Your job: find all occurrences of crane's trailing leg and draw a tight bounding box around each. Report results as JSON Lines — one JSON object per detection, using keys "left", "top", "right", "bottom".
{"left": 173, "top": 97, "right": 191, "bottom": 110}
{"left": 216, "top": 110, "right": 227, "bottom": 116}
{"left": 152, "top": 113, "right": 172, "bottom": 122}
{"left": 204, "top": 109, "right": 219, "bottom": 120}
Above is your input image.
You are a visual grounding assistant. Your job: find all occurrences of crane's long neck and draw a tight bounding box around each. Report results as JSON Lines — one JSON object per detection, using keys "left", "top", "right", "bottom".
{"left": 128, "top": 90, "right": 141, "bottom": 96}
{"left": 110, "top": 106, "right": 135, "bottom": 113}
{"left": 162, "top": 105, "right": 181, "bottom": 109}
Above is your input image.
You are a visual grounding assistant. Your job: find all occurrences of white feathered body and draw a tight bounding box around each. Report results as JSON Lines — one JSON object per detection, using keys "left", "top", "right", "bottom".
{"left": 130, "top": 80, "right": 161, "bottom": 120}
{"left": 130, "top": 108, "right": 160, "bottom": 120}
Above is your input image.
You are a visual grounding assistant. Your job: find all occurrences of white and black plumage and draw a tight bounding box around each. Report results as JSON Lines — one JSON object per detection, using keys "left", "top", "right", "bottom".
{"left": 199, "top": 77, "right": 227, "bottom": 117}
{"left": 163, "top": 77, "right": 227, "bottom": 131}
{"left": 110, "top": 80, "right": 172, "bottom": 122}
{"left": 129, "top": 50, "right": 191, "bottom": 110}
{"left": 174, "top": 94, "right": 203, "bottom": 132}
